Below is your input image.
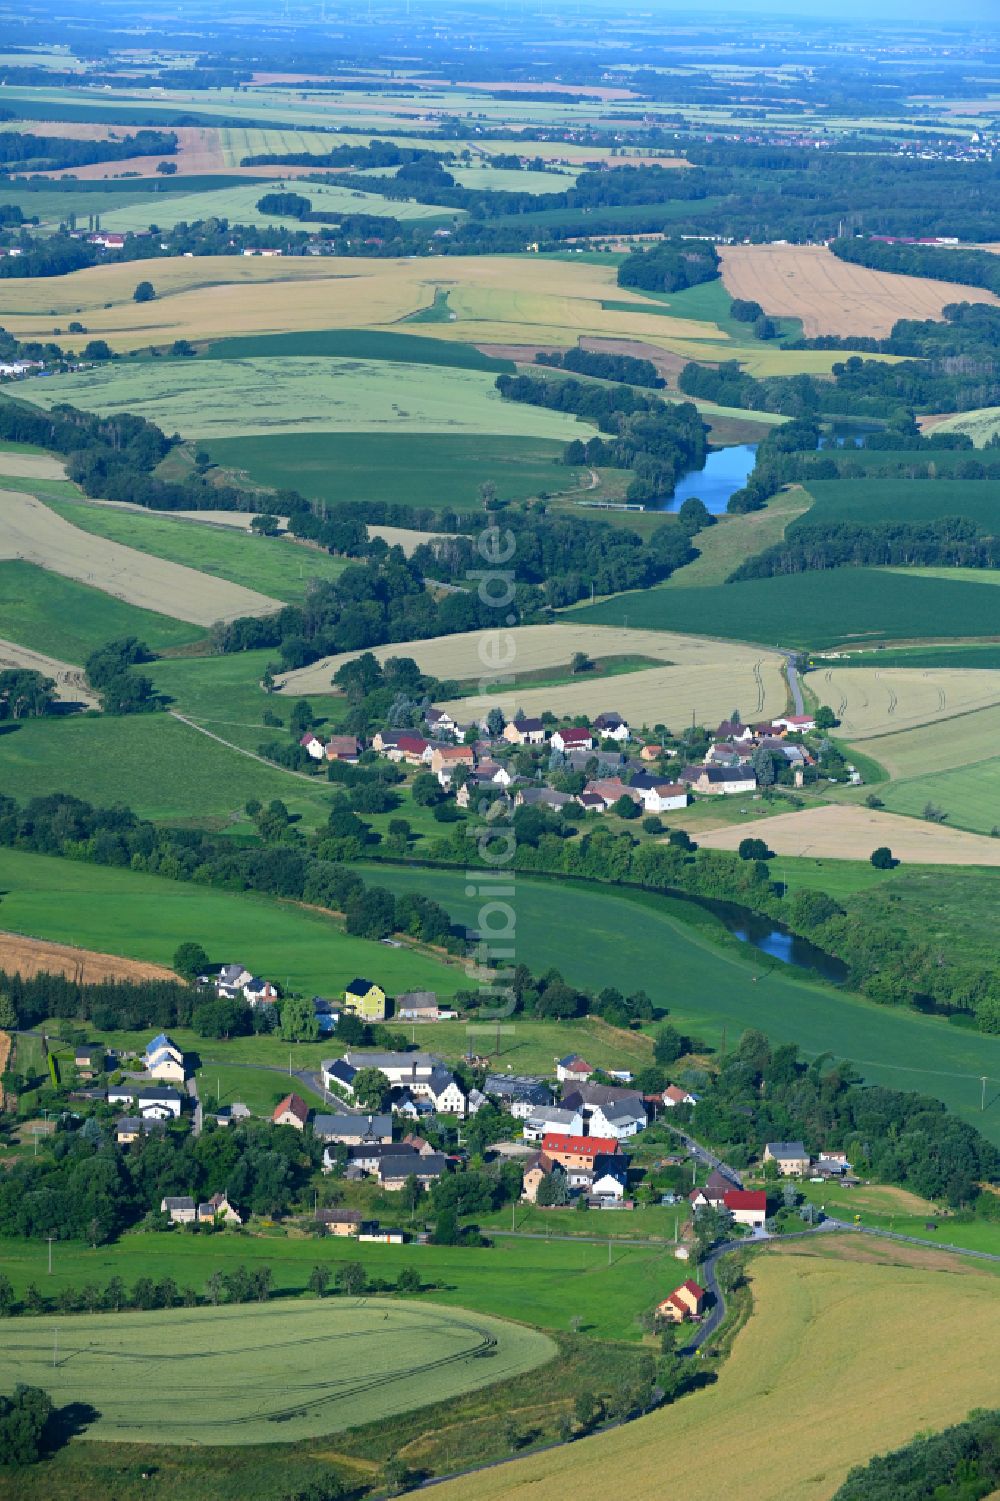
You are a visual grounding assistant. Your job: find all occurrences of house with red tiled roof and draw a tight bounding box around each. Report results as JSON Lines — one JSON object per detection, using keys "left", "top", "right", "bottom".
{"left": 723, "top": 1189, "right": 767, "bottom": 1228}
{"left": 272, "top": 1093, "right": 309, "bottom": 1130}
{"left": 540, "top": 1133, "right": 619, "bottom": 1170}
{"left": 556, "top": 1054, "right": 593, "bottom": 1084}
{"left": 656, "top": 1278, "right": 705, "bottom": 1323}
{"left": 551, "top": 727, "right": 594, "bottom": 753}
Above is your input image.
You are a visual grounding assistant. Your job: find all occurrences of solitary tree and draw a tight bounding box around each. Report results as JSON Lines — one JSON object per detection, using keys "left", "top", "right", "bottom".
{"left": 870, "top": 846, "right": 896, "bottom": 870}
{"left": 133, "top": 280, "right": 155, "bottom": 303}
{"left": 173, "top": 941, "right": 209, "bottom": 982}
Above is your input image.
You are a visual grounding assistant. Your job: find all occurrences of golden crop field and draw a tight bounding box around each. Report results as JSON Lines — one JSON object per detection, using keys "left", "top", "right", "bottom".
{"left": 698, "top": 802, "right": 1000, "bottom": 866}
{"left": 0, "top": 451, "right": 66, "bottom": 481}
{"left": 848, "top": 702, "right": 1000, "bottom": 779}
{"left": 812, "top": 665, "right": 1000, "bottom": 738}
{"left": 279, "top": 622, "right": 787, "bottom": 729}
{"left": 0, "top": 254, "right": 728, "bottom": 354}
{"left": 368, "top": 524, "right": 448, "bottom": 554}
{"left": 438, "top": 660, "right": 786, "bottom": 730}
{"left": 719, "top": 243, "right": 1000, "bottom": 337}
{"left": 432, "top": 1240, "right": 1000, "bottom": 1501}
{"left": 0, "top": 489, "right": 282, "bottom": 626}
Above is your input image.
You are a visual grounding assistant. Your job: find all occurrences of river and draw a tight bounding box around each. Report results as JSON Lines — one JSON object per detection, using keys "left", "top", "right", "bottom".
{"left": 656, "top": 442, "right": 757, "bottom": 514}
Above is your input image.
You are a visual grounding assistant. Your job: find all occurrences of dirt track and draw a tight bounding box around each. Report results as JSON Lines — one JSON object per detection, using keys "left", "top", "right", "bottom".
{"left": 698, "top": 803, "right": 1000, "bottom": 867}
{"left": 719, "top": 243, "right": 1000, "bottom": 337}
{"left": 0, "top": 931, "right": 178, "bottom": 983}
{"left": 0, "top": 488, "right": 283, "bottom": 628}
{"left": 0, "top": 637, "right": 99, "bottom": 706}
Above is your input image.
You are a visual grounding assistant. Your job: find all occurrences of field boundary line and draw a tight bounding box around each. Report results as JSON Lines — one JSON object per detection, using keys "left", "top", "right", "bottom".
{"left": 167, "top": 711, "right": 325, "bottom": 784}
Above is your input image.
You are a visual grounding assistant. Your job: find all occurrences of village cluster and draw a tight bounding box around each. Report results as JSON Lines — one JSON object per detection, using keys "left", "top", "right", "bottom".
{"left": 301, "top": 704, "right": 828, "bottom": 813}
{"left": 82, "top": 1020, "right": 855, "bottom": 1323}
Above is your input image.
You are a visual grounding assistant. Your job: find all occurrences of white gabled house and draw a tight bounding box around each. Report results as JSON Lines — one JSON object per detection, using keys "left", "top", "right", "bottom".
{"left": 587, "top": 1099, "right": 647, "bottom": 1140}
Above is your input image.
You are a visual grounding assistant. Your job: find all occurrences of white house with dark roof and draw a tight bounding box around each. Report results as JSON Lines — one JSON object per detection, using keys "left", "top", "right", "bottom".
{"left": 593, "top": 712, "right": 630, "bottom": 742}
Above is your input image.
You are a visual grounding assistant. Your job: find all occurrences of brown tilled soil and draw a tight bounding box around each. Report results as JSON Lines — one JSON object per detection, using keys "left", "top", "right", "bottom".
{"left": 580, "top": 336, "right": 691, "bottom": 384}
{"left": 0, "top": 932, "right": 178, "bottom": 984}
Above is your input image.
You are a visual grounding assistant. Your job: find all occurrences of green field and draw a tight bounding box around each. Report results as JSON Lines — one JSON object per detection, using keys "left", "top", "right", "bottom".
{"left": 812, "top": 643, "right": 1000, "bottom": 669}
{"left": 0, "top": 846, "right": 460, "bottom": 999}
{"left": 28, "top": 358, "right": 586, "bottom": 441}
{"left": 799, "top": 477, "right": 1000, "bottom": 529}
{"left": 0, "top": 1299, "right": 554, "bottom": 1445}
{"left": 879, "top": 757, "right": 1000, "bottom": 835}
{"left": 568, "top": 568, "right": 1000, "bottom": 650}
{"left": 929, "top": 406, "right": 1000, "bottom": 447}
{"left": 0, "top": 560, "right": 202, "bottom": 661}
{"left": 145, "top": 649, "right": 348, "bottom": 753}
{"left": 99, "top": 177, "right": 456, "bottom": 232}
{"left": 0, "top": 1229, "right": 674, "bottom": 1343}
{"left": 0, "top": 713, "right": 338, "bottom": 827}
{"left": 361, "top": 865, "right": 1000, "bottom": 1140}
{"left": 207, "top": 432, "right": 577, "bottom": 510}
{"left": 204, "top": 328, "right": 514, "bottom": 371}
{"left": 665, "top": 489, "right": 810, "bottom": 589}
{"left": 42, "top": 498, "right": 347, "bottom": 604}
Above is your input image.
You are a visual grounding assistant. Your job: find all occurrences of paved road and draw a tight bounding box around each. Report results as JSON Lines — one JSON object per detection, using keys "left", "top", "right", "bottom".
{"left": 185, "top": 1076, "right": 202, "bottom": 1137}
{"left": 660, "top": 1122, "right": 744, "bottom": 1188}
{"left": 784, "top": 652, "right": 805, "bottom": 715}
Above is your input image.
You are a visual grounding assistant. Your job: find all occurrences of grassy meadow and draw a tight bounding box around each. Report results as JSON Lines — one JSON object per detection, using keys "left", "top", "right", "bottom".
{"left": 27, "top": 358, "right": 587, "bottom": 441}
{"left": 206, "top": 432, "right": 576, "bottom": 511}
{"left": 0, "top": 713, "right": 337, "bottom": 827}
{"left": 0, "top": 1230, "right": 674, "bottom": 1344}
{"left": 363, "top": 866, "right": 1000, "bottom": 1140}
{"left": 42, "top": 498, "right": 347, "bottom": 604}
{"left": 0, "top": 1298, "right": 553, "bottom": 1446}
{"left": 0, "top": 846, "right": 461, "bottom": 1000}
{"left": 0, "top": 560, "right": 203, "bottom": 661}
{"left": 99, "top": 177, "right": 457, "bottom": 231}
{"left": 569, "top": 567, "right": 1000, "bottom": 650}
{"left": 204, "top": 328, "right": 514, "bottom": 371}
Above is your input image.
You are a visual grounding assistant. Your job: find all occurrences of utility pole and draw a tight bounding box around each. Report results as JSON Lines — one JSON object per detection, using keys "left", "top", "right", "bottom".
{"left": 46, "top": 1236, "right": 55, "bottom": 1274}
{"left": 982, "top": 1075, "right": 989, "bottom": 1112}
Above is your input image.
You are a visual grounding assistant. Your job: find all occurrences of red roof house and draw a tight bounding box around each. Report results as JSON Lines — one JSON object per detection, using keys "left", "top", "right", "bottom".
{"left": 540, "top": 1133, "right": 619, "bottom": 1168}
{"left": 723, "top": 1189, "right": 767, "bottom": 1227}
{"left": 656, "top": 1278, "right": 705, "bottom": 1322}
{"left": 272, "top": 1092, "right": 309, "bottom": 1130}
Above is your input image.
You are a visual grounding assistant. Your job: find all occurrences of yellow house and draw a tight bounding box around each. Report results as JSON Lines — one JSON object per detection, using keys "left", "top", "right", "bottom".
{"left": 344, "top": 977, "right": 387, "bottom": 1022}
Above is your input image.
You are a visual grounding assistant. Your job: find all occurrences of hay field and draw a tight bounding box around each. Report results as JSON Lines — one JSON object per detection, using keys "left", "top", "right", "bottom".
{"left": 0, "top": 254, "right": 725, "bottom": 354}
{"left": 698, "top": 803, "right": 1000, "bottom": 866}
{"left": 438, "top": 660, "right": 786, "bottom": 729}
{"left": 856, "top": 703, "right": 1000, "bottom": 779}
{"left": 0, "top": 637, "right": 98, "bottom": 706}
{"left": 0, "top": 1298, "right": 553, "bottom": 1446}
{"left": 0, "top": 489, "right": 282, "bottom": 625}
{"left": 0, "top": 931, "right": 176, "bottom": 983}
{"left": 719, "top": 243, "right": 1000, "bottom": 337}
{"left": 279, "top": 623, "right": 788, "bottom": 728}
{"left": 812, "top": 666, "right": 1000, "bottom": 738}
{"left": 99, "top": 176, "right": 453, "bottom": 233}
{"left": 929, "top": 406, "right": 1000, "bottom": 447}
{"left": 433, "top": 1242, "right": 1000, "bottom": 1501}
{"left": 369, "top": 524, "right": 448, "bottom": 554}
{"left": 0, "top": 451, "right": 65, "bottom": 481}
{"left": 27, "top": 359, "right": 586, "bottom": 441}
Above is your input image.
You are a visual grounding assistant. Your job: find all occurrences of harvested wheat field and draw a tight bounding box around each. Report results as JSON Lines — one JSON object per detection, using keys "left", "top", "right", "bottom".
{"left": 0, "top": 489, "right": 282, "bottom": 626}
{"left": 0, "top": 451, "right": 66, "bottom": 481}
{"left": 0, "top": 637, "right": 98, "bottom": 707}
{"left": 368, "top": 524, "right": 448, "bottom": 555}
{"left": 0, "top": 932, "right": 177, "bottom": 984}
{"left": 719, "top": 243, "right": 1000, "bottom": 337}
{"left": 278, "top": 623, "right": 787, "bottom": 728}
{"left": 813, "top": 665, "right": 1000, "bottom": 737}
{"left": 856, "top": 702, "right": 1000, "bottom": 780}
{"left": 37, "top": 125, "right": 226, "bottom": 179}
{"left": 432, "top": 1240, "right": 1000, "bottom": 1501}
{"left": 698, "top": 803, "right": 1000, "bottom": 866}
{"left": 438, "top": 661, "right": 786, "bottom": 731}
{"left": 0, "top": 254, "right": 726, "bottom": 353}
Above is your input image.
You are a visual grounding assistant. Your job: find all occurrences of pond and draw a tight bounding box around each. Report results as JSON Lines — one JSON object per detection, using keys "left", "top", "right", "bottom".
{"left": 656, "top": 442, "right": 757, "bottom": 514}
{"left": 708, "top": 899, "right": 848, "bottom": 984}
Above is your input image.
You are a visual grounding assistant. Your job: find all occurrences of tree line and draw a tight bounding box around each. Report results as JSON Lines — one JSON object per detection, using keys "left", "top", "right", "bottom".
{"left": 497, "top": 370, "right": 706, "bottom": 502}
{"left": 0, "top": 129, "right": 176, "bottom": 172}
{"left": 535, "top": 347, "right": 664, "bottom": 388}
{"left": 729, "top": 515, "right": 999, "bottom": 581}
{"left": 832, "top": 1408, "right": 1000, "bottom": 1501}
{"left": 688, "top": 1028, "right": 997, "bottom": 1207}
